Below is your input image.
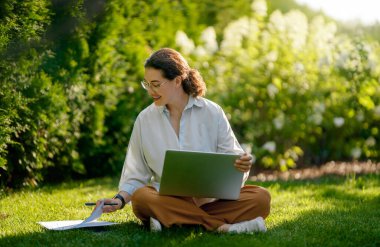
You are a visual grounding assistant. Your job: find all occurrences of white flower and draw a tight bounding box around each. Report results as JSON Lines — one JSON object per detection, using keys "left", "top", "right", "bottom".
{"left": 267, "top": 83, "right": 278, "bottom": 98}
{"left": 251, "top": 0, "right": 267, "bottom": 17}
{"left": 221, "top": 17, "right": 259, "bottom": 54}
{"left": 356, "top": 111, "right": 364, "bottom": 122}
{"left": 267, "top": 62, "right": 274, "bottom": 71}
{"left": 175, "top": 31, "right": 195, "bottom": 55}
{"left": 201, "top": 27, "right": 218, "bottom": 54}
{"left": 273, "top": 113, "right": 285, "bottom": 130}
{"left": 284, "top": 10, "right": 308, "bottom": 50}
{"left": 266, "top": 51, "right": 278, "bottom": 62}
{"left": 333, "top": 117, "right": 345, "bottom": 127}
{"left": 374, "top": 105, "right": 380, "bottom": 117}
{"left": 314, "top": 102, "right": 326, "bottom": 113}
{"left": 335, "top": 37, "right": 355, "bottom": 68}
{"left": 366, "top": 45, "right": 378, "bottom": 72}
{"left": 294, "top": 62, "right": 304, "bottom": 73}
{"left": 214, "top": 62, "right": 226, "bottom": 77}
{"left": 309, "top": 16, "right": 337, "bottom": 54}
{"left": 350, "top": 147, "right": 361, "bottom": 159}
{"left": 193, "top": 46, "right": 207, "bottom": 57}
{"left": 308, "top": 103, "right": 324, "bottom": 125}
{"left": 318, "top": 56, "right": 331, "bottom": 67}
{"left": 269, "top": 10, "right": 309, "bottom": 50}
{"left": 308, "top": 113, "right": 323, "bottom": 125}
{"left": 365, "top": 137, "right": 376, "bottom": 147}
{"left": 263, "top": 141, "right": 276, "bottom": 153}
{"left": 269, "top": 10, "right": 285, "bottom": 32}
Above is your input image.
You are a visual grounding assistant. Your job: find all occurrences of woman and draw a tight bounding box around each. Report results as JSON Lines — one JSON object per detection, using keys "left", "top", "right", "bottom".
{"left": 97, "top": 48, "right": 271, "bottom": 233}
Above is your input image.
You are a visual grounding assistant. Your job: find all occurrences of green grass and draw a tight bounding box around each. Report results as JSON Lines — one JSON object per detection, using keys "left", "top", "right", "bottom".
{"left": 1, "top": 173, "right": 379, "bottom": 247}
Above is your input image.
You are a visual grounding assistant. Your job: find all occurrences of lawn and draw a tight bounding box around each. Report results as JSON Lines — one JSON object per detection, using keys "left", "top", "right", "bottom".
{"left": 0, "top": 173, "right": 379, "bottom": 247}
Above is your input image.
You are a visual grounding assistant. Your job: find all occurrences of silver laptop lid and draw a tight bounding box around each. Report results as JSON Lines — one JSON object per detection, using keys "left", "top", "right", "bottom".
{"left": 159, "top": 150, "right": 243, "bottom": 200}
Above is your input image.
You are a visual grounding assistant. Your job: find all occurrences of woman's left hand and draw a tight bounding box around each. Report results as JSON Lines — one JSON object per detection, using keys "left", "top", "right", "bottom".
{"left": 234, "top": 153, "right": 253, "bottom": 173}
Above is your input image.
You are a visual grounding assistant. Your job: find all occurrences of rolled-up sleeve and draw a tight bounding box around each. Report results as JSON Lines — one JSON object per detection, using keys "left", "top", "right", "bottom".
{"left": 118, "top": 117, "right": 152, "bottom": 195}
{"left": 216, "top": 107, "right": 249, "bottom": 184}
{"left": 216, "top": 106, "right": 243, "bottom": 154}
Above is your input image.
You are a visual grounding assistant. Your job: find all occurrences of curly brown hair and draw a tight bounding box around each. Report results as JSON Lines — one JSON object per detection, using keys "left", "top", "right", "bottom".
{"left": 144, "top": 48, "right": 206, "bottom": 97}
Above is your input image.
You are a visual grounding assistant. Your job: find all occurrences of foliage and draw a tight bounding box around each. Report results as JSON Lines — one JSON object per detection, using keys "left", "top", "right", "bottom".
{"left": 0, "top": 0, "right": 60, "bottom": 187}
{"left": 175, "top": 0, "right": 380, "bottom": 170}
{"left": 0, "top": 0, "right": 204, "bottom": 187}
{"left": 0, "top": 174, "right": 379, "bottom": 246}
{"left": 1, "top": 0, "right": 380, "bottom": 187}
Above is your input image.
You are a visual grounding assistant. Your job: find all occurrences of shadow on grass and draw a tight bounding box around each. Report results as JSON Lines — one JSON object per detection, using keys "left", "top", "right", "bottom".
{"left": 251, "top": 173, "right": 380, "bottom": 191}
{"left": 1, "top": 174, "right": 379, "bottom": 247}
{"left": 262, "top": 212, "right": 379, "bottom": 247}
{"left": 264, "top": 191, "right": 380, "bottom": 247}
{"left": 1, "top": 176, "right": 119, "bottom": 198}
{"left": 43, "top": 176, "right": 119, "bottom": 191}
{"left": 0, "top": 222, "right": 212, "bottom": 247}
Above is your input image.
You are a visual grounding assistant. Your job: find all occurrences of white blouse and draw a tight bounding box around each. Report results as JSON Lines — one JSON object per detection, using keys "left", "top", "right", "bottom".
{"left": 118, "top": 96, "right": 247, "bottom": 196}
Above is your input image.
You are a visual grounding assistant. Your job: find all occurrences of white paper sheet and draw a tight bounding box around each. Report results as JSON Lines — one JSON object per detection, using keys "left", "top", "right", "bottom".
{"left": 38, "top": 201, "right": 118, "bottom": 230}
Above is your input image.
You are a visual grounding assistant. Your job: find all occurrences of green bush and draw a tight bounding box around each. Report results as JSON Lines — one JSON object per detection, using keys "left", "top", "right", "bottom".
{"left": 0, "top": 0, "right": 58, "bottom": 187}
{"left": 175, "top": 0, "right": 380, "bottom": 170}
{"left": 0, "top": 0, "right": 207, "bottom": 187}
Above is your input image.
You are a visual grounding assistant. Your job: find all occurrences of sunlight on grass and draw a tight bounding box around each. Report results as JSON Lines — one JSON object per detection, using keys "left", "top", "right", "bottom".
{"left": 1, "top": 174, "right": 379, "bottom": 246}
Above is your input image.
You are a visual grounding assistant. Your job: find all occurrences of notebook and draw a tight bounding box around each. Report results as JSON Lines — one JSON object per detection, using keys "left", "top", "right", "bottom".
{"left": 38, "top": 201, "right": 117, "bottom": 230}
{"left": 159, "top": 150, "right": 243, "bottom": 200}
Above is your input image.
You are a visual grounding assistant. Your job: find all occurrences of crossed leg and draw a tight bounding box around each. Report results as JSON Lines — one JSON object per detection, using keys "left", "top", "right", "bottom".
{"left": 131, "top": 185, "right": 271, "bottom": 231}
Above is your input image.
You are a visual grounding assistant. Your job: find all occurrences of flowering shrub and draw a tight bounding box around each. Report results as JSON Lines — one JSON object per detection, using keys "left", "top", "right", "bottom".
{"left": 2, "top": 0, "right": 379, "bottom": 187}
{"left": 176, "top": 0, "right": 380, "bottom": 170}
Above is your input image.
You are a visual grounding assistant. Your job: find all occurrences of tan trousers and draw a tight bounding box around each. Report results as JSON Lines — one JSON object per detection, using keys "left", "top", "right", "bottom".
{"left": 131, "top": 185, "right": 271, "bottom": 231}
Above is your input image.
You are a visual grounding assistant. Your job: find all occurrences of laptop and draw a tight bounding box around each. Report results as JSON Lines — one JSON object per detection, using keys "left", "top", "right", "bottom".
{"left": 159, "top": 150, "right": 243, "bottom": 200}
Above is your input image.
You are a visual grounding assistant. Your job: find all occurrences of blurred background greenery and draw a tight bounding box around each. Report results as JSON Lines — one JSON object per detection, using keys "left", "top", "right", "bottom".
{"left": 1, "top": 0, "right": 379, "bottom": 188}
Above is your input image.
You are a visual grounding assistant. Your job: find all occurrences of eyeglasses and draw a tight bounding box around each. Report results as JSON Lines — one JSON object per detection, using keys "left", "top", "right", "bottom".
{"left": 141, "top": 80, "right": 169, "bottom": 91}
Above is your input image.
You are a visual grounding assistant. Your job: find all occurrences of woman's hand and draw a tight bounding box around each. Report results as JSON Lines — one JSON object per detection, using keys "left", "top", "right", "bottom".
{"left": 234, "top": 153, "right": 253, "bottom": 173}
{"left": 95, "top": 198, "right": 122, "bottom": 213}
{"left": 95, "top": 191, "right": 131, "bottom": 213}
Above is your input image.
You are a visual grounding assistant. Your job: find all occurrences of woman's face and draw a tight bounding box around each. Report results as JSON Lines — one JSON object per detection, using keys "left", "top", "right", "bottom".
{"left": 143, "top": 67, "right": 175, "bottom": 106}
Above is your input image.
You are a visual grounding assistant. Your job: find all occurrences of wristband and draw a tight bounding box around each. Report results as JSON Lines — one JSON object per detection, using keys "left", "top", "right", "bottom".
{"left": 113, "top": 194, "right": 126, "bottom": 209}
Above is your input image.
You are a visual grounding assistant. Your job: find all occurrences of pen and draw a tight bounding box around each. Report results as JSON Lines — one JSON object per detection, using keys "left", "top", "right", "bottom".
{"left": 85, "top": 202, "right": 119, "bottom": 206}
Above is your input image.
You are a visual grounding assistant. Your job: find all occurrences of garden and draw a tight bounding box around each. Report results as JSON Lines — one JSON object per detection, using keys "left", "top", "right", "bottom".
{"left": 1, "top": 0, "right": 379, "bottom": 245}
